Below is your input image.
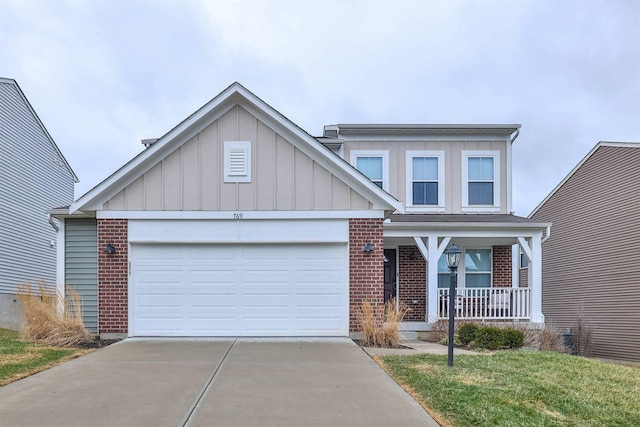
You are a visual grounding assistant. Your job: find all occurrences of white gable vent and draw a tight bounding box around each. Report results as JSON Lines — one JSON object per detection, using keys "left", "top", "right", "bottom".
{"left": 224, "top": 141, "right": 252, "bottom": 182}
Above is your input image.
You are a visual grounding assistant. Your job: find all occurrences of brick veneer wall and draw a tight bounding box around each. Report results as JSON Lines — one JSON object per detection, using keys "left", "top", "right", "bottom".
{"left": 349, "top": 218, "right": 384, "bottom": 332}
{"left": 98, "top": 219, "right": 128, "bottom": 334}
{"left": 398, "top": 246, "right": 426, "bottom": 321}
{"left": 492, "top": 245, "right": 512, "bottom": 288}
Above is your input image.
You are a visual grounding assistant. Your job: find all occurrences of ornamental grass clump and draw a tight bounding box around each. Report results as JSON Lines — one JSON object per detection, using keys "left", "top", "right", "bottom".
{"left": 17, "top": 283, "right": 92, "bottom": 348}
{"left": 358, "top": 298, "right": 409, "bottom": 348}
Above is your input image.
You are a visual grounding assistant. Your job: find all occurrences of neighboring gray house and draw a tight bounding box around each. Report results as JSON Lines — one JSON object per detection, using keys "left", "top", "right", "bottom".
{"left": 0, "top": 78, "right": 78, "bottom": 329}
{"left": 51, "top": 82, "right": 548, "bottom": 339}
{"left": 530, "top": 142, "right": 640, "bottom": 363}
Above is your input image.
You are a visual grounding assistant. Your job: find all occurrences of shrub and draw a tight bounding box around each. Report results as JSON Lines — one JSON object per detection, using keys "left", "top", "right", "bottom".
{"left": 474, "top": 326, "right": 524, "bottom": 350}
{"left": 537, "top": 322, "right": 567, "bottom": 352}
{"left": 474, "top": 326, "right": 504, "bottom": 350}
{"left": 458, "top": 323, "right": 479, "bottom": 345}
{"left": 17, "top": 283, "right": 92, "bottom": 348}
{"left": 502, "top": 328, "right": 524, "bottom": 348}
{"left": 358, "top": 298, "right": 409, "bottom": 348}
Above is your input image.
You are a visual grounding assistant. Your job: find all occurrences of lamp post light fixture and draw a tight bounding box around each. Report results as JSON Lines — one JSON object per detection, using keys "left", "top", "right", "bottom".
{"left": 445, "top": 242, "right": 461, "bottom": 367}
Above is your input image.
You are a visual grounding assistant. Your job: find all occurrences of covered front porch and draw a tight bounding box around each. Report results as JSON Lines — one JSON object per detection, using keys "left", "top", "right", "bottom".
{"left": 383, "top": 214, "right": 550, "bottom": 328}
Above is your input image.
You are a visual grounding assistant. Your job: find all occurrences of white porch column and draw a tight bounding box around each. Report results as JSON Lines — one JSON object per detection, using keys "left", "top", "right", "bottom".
{"left": 528, "top": 232, "right": 544, "bottom": 323}
{"left": 426, "top": 236, "right": 439, "bottom": 322}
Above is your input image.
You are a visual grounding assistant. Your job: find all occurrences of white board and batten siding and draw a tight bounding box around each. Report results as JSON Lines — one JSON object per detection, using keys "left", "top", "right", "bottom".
{"left": 101, "top": 106, "right": 373, "bottom": 213}
{"left": 0, "top": 79, "right": 75, "bottom": 295}
{"left": 128, "top": 219, "right": 350, "bottom": 337}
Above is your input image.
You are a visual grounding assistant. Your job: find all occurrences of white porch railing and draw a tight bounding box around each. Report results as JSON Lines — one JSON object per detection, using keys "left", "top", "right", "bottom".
{"left": 438, "top": 288, "right": 531, "bottom": 320}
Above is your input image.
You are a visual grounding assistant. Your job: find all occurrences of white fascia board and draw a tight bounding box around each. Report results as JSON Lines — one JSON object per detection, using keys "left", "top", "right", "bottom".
{"left": 237, "top": 100, "right": 403, "bottom": 214}
{"left": 71, "top": 82, "right": 402, "bottom": 215}
{"left": 71, "top": 100, "right": 238, "bottom": 213}
{"left": 384, "top": 221, "right": 551, "bottom": 230}
{"left": 529, "top": 141, "right": 640, "bottom": 217}
{"left": 96, "top": 210, "right": 386, "bottom": 220}
{"left": 384, "top": 228, "right": 544, "bottom": 239}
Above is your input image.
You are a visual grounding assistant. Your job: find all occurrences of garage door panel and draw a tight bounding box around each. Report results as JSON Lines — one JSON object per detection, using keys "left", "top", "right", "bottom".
{"left": 131, "top": 243, "right": 348, "bottom": 337}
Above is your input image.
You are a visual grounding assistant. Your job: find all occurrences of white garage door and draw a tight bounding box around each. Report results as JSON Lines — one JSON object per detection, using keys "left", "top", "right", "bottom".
{"left": 130, "top": 243, "right": 349, "bottom": 337}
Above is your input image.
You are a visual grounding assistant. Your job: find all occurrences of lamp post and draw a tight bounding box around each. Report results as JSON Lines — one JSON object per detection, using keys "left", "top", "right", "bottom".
{"left": 445, "top": 242, "right": 461, "bottom": 367}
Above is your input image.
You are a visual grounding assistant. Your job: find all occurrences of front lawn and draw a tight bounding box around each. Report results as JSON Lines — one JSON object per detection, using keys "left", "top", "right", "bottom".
{"left": 377, "top": 350, "right": 640, "bottom": 426}
{"left": 0, "top": 328, "right": 90, "bottom": 386}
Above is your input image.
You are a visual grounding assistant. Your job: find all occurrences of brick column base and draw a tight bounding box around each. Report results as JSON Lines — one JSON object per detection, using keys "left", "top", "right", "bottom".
{"left": 98, "top": 219, "right": 128, "bottom": 334}
{"left": 349, "top": 218, "right": 384, "bottom": 332}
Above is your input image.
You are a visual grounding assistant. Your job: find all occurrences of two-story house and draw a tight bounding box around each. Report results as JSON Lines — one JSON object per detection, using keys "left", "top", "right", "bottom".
{"left": 0, "top": 78, "right": 78, "bottom": 329}
{"left": 323, "top": 124, "right": 548, "bottom": 334}
{"left": 51, "top": 83, "right": 547, "bottom": 338}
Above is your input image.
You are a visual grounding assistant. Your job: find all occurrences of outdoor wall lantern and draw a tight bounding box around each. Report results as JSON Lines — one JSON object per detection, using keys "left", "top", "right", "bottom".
{"left": 362, "top": 242, "right": 374, "bottom": 253}
{"left": 104, "top": 243, "right": 116, "bottom": 254}
{"left": 444, "top": 242, "right": 461, "bottom": 367}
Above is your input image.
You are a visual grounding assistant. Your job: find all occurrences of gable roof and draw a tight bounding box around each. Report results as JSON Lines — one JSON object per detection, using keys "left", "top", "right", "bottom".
{"left": 70, "top": 82, "right": 403, "bottom": 214}
{"left": 529, "top": 141, "right": 640, "bottom": 217}
{"left": 0, "top": 77, "right": 79, "bottom": 182}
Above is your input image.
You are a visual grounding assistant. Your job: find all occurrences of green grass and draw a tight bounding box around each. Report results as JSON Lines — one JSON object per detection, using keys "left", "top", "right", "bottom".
{"left": 0, "top": 328, "right": 89, "bottom": 386}
{"left": 377, "top": 350, "right": 640, "bottom": 426}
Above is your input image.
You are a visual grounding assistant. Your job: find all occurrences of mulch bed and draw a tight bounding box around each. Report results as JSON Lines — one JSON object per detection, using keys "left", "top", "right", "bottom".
{"left": 76, "top": 337, "right": 122, "bottom": 349}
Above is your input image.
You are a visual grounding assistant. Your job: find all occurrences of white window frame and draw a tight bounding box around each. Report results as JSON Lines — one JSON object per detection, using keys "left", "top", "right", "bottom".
{"left": 462, "top": 150, "right": 500, "bottom": 212}
{"left": 350, "top": 150, "right": 389, "bottom": 191}
{"left": 224, "top": 141, "right": 252, "bottom": 183}
{"left": 461, "top": 247, "right": 493, "bottom": 290}
{"left": 406, "top": 150, "right": 445, "bottom": 212}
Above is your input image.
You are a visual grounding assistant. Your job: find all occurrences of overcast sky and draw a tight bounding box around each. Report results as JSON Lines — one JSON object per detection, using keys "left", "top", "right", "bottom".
{"left": 1, "top": 0, "right": 638, "bottom": 216}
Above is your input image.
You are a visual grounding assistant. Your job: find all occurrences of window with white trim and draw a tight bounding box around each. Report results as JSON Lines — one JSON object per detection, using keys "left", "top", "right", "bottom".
{"left": 350, "top": 150, "right": 389, "bottom": 191}
{"left": 224, "top": 141, "right": 252, "bottom": 182}
{"left": 464, "top": 248, "right": 492, "bottom": 288}
{"left": 406, "top": 151, "right": 444, "bottom": 211}
{"left": 462, "top": 151, "right": 500, "bottom": 210}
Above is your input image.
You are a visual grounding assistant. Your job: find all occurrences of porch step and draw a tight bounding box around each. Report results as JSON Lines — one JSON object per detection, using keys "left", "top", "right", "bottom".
{"left": 400, "top": 331, "right": 419, "bottom": 340}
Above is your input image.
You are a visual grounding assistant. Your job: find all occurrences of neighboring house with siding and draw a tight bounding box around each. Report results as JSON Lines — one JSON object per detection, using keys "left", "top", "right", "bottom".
{"left": 530, "top": 141, "right": 640, "bottom": 363}
{"left": 0, "top": 77, "right": 78, "bottom": 329}
{"left": 51, "top": 82, "right": 548, "bottom": 339}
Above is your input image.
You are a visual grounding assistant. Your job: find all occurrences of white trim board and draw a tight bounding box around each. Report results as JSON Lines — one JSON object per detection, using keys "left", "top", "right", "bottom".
{"left": 71, "top": 83, "right": 403, "bottom": 215}
{"left": 97, "top": 210, "right": 386, "bottom": 220}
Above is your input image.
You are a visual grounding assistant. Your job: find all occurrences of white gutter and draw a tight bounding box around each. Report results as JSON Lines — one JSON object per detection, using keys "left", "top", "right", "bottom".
{"left": 47, "top": 213, "right": 59, "bottom": 232}
{"left": 542, "top": 225, "right": 551, "bottom": 243}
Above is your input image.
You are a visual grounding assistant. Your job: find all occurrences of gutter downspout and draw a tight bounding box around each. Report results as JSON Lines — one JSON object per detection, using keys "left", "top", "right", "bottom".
{"left": 542, "top": 225, "right": 551, "bottom": 244}
{"left": 48, "top": 214, "right": 59, "bottom": 232}
{"left": 510, "top": 128, "right": 520, "bottom": 144}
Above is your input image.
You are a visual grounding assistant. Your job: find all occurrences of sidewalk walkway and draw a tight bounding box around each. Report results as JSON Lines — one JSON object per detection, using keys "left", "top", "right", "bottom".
{"left": 362, "top": 340, "right": 479, "bottom": 356}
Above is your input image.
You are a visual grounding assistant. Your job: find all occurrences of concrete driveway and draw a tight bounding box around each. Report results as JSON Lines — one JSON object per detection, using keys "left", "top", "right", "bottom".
{"left": 0, "top": 338, "right": 438, "bottom": 427}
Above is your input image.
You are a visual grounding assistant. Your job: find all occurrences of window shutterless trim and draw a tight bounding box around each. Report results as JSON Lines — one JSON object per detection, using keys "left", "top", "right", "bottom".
{"left": 461, "top": 150, "right": 500, "bottom": 211}
{"left": 406, "top": 150, "right": 445, "bottom": 212}
{"left": 349, "top": 150, "right": 389, "bottom": 192}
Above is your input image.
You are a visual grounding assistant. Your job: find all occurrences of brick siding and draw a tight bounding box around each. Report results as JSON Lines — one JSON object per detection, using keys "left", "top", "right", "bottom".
{"left": 492, "top": 245, "right": 512, "bottom": 288}
{"left": 398, "top": 246, "right": 426, "bottom": 321}
{"left": 349, "top": 218, "right": 384, "bottom": 332}
{"left": 98, "top": 219, "right": 128, "bottom": 334}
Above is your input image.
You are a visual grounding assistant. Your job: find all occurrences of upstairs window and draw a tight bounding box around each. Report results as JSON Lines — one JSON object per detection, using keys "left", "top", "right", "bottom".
{"left": 465, "top": 248, "right": 492, "bottom": 288}
{"left": 406, "top": 151, "right": 444, "bottom": 211}
{"left": 350, "top": 150, "right": 389, "bottom": 191}
{"left": 462, "top": 151, "right": 500, "bottom": 211}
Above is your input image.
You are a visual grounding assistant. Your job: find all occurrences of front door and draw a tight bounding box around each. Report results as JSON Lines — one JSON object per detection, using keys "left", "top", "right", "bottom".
{"left": 383, "top": 249, "right": 397, "bottom": 303}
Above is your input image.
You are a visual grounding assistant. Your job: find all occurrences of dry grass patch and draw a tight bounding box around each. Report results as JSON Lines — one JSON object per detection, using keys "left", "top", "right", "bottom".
{"left": 0, "top": 328, "right": 91, "bottom": 386}
{"left": 17, "top": 283, "right": 93, "bottom": 348}
{"left": 358, "top": 298, "right": 409, "bottom": 348}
